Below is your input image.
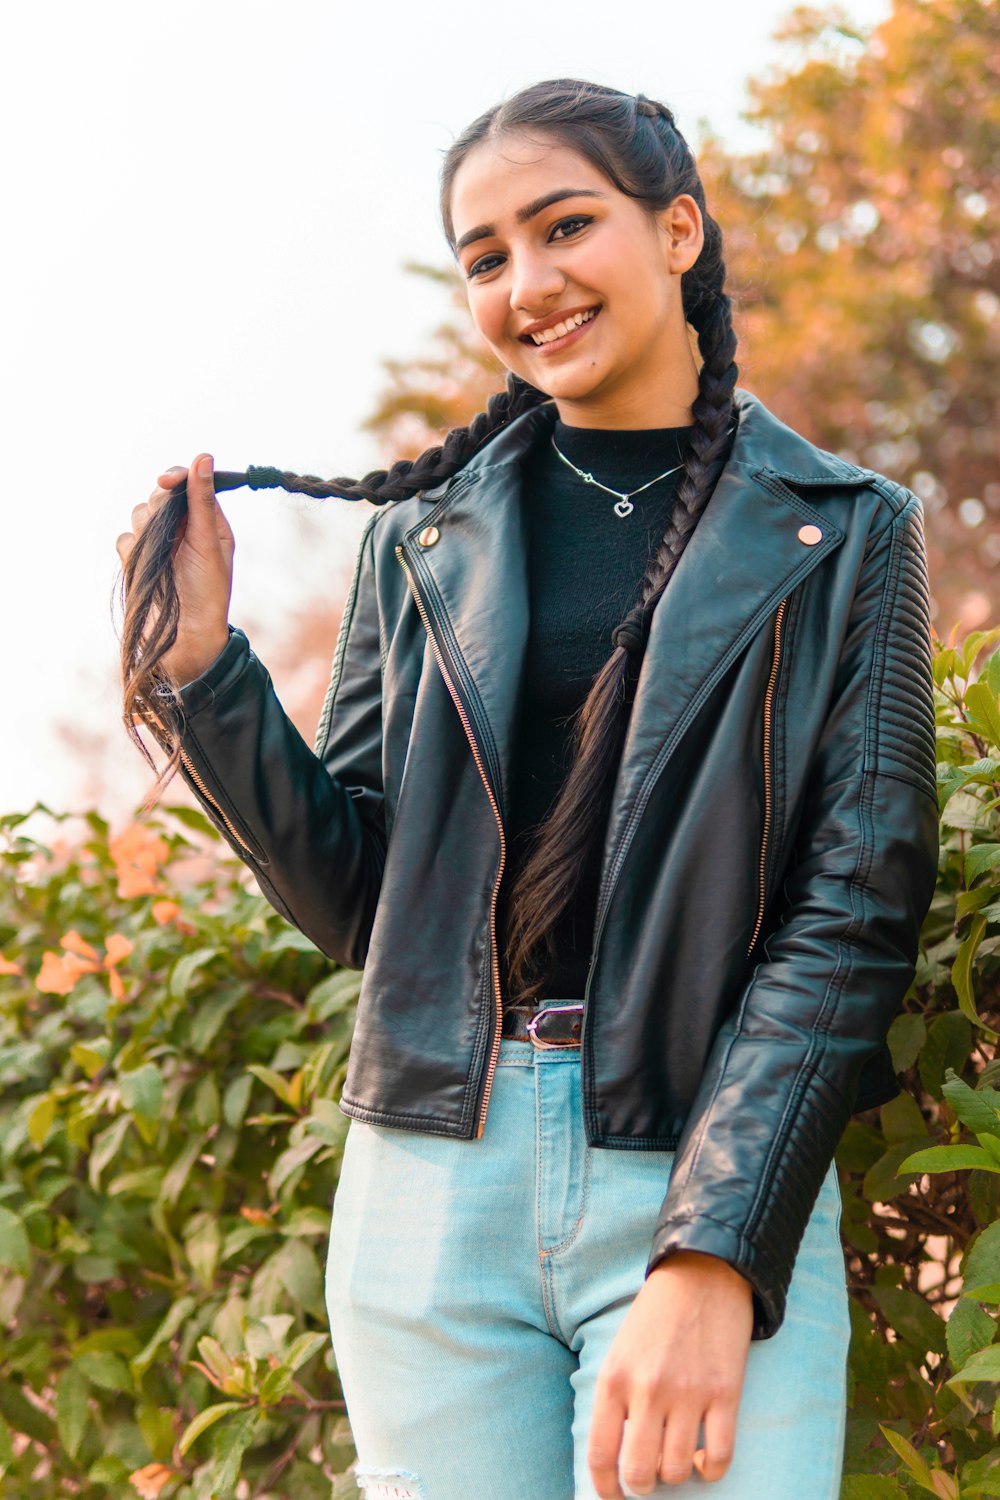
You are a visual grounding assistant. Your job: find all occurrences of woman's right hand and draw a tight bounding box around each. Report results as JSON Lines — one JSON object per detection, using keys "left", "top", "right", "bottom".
{"left": 116, "top": 452, "right": 235, "bottom": 686}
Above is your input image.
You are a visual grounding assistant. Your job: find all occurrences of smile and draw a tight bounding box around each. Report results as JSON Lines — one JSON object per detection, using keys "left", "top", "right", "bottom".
{"left": 521, "top": 305, "right": 602, "bottom": 352}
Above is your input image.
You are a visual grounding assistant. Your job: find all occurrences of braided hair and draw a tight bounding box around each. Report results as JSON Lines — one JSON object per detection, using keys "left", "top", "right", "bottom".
{"left": 119, "top": 79, "right": 739, "bottom": 1009}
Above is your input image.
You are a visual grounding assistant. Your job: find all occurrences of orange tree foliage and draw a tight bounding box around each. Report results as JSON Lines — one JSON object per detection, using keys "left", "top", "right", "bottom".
{"left": 363, "top": 0, "right": 999, "bottom": 636}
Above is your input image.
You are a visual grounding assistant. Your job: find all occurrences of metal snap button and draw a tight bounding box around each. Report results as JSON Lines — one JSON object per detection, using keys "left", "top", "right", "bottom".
{"left": 417, "top": 525, "right": 440, "bottom": 547}
{"left": 797, "top": 524, "right": 823, "bottom": 545}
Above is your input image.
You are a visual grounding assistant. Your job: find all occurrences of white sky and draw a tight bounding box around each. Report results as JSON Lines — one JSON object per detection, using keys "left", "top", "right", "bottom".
{"left": 1, "top": 0, "right": 892, "bottom": 829}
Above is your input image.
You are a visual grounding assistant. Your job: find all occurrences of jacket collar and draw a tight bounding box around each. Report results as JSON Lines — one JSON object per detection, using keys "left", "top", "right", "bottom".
{"left": 396, "top": 387, "right": 871, "bottom": 824}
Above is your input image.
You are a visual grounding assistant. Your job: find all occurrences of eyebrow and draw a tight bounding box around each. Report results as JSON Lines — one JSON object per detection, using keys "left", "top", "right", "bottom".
{"left": 453, "top": 187, "right": 608, "bottom": 256}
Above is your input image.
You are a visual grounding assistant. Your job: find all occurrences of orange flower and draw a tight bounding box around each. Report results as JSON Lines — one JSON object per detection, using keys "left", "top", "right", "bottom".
{"left": 240, "top": 1206, "right": 273, "bottom": 1226}
{"left": 150, "top": 899, "right": 198, "bottom": 938}
{"left": 128, "top": 1463, "right": 179, "bottom": 1499}
{"left": 36, "top": 930, "right": 133, "bottom": 999}
{"left": 0, "top": 954, "right": 23, "bottom": 976}
{"left": 110, "top": 821, "right": 171, "bottom": 900}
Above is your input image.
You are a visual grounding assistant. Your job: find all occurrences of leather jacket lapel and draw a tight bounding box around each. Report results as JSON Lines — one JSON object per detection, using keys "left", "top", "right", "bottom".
{"left": 395, "top": 389, "right": 865, "bottom": 834}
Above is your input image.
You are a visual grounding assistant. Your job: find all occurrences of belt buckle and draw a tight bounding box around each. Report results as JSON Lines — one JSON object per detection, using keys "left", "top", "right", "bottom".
{"left": 526, "top": 1002, "right": 585, "bottom": 1050}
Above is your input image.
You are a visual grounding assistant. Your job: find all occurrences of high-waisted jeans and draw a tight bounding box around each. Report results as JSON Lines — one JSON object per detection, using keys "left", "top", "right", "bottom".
{"left": 324, "top": 1036, "right": 851, "bottom": 1499}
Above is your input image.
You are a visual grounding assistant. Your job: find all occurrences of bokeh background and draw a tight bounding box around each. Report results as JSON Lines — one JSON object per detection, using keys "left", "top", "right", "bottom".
{"left": 1, "top": 0, "right": 995, "bottom": 829}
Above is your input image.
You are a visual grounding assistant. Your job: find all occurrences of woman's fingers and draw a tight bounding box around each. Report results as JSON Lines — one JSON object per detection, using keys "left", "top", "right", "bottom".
{"left": 692, "top": 1394, "right": 738, "bottom": 1482}
{"left": 654, "top": 1400, "right": 702, "bottom": 1485}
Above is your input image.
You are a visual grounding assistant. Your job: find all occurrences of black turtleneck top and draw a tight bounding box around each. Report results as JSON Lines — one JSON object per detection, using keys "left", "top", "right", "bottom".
{"left": 496, "top": 415, "right": 693, "bottom": 1004}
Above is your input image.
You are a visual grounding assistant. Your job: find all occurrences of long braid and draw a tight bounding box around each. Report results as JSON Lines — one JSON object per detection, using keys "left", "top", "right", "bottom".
{"left": 118, "top": 371, "right": 546, "bottom": 798}
{"left": 499, "top": 96, "right": 741, "bottom": 1006}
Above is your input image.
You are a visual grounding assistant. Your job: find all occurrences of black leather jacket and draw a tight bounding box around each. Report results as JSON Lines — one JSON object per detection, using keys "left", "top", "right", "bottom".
{"left": 173, "top": 388, "right": 940, "bottom": 1340}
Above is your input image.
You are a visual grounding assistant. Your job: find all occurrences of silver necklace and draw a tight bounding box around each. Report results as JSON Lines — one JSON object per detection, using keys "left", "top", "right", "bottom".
{"left": 550, "top": 435, "right": 684, "bottom": 518}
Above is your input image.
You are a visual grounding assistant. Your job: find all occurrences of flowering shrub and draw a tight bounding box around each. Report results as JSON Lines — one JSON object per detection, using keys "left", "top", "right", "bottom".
{"left": 0, "top": 804, "right": 360, "bottom": 1498}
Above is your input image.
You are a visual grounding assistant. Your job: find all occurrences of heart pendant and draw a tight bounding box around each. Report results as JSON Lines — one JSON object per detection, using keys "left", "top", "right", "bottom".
{"left": 614, "top": 497, "right": 634, "bottom": 518}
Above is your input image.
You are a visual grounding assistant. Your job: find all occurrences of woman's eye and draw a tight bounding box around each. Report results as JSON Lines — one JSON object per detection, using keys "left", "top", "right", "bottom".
{"left": 467, "top": 253, "right": 503, "bottom": 279}
{"left": 550, "top": 214, "right": 592, "bottom": 240}
{"left": 467, "top": 215, "right": 594, "bottom": 279}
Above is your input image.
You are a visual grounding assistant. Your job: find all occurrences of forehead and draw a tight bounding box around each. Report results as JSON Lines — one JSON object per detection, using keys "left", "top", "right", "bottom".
{"left": 449, "top": 132, "right": 612, "bottom": 238}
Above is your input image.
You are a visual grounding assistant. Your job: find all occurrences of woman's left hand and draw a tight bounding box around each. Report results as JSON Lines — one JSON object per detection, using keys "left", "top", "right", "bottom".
{"left": 587, "top": 1249, "right": 754, "bottom": 1496}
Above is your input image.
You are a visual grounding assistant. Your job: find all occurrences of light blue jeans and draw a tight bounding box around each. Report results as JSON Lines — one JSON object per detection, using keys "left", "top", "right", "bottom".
{"left": 324, "top": 1037, "right": 851, "bottom": 1499}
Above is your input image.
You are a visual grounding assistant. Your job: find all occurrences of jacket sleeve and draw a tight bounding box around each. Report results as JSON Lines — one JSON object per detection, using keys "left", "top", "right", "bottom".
{"left": 169, "top": 505, "right": 387, "bottom": 969}
{"left": 645, "top": 490, "right": 940, "bottom": 1340}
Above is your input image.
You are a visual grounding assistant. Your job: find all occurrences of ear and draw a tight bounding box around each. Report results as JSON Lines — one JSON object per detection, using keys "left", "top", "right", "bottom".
{"left": 656, "top": 194, "right": 703, "bottom": 276}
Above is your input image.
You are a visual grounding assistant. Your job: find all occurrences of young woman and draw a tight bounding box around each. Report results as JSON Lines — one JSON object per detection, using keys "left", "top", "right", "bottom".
{"left": 116, "top": 79, "right": 940, "bottom": 1499}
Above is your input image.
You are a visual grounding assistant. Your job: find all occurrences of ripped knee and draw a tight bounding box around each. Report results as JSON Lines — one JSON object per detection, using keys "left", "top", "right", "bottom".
{"left": 353, "top": 1466, "right": 427, "bottom": 1500}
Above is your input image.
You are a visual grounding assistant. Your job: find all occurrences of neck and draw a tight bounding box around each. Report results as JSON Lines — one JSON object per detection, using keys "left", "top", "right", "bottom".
{"left": 549, "top": 333, "right": 701, "bottom": 430}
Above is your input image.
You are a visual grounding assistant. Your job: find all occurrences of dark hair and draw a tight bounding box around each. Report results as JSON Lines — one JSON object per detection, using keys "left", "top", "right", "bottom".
{"left": 118, "top": 77, "right": 739, "bottom": 1007}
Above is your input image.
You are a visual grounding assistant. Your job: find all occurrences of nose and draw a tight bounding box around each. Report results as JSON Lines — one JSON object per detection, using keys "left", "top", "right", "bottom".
{"left": 509, "top": 245, "right": 566, "bottom": 318}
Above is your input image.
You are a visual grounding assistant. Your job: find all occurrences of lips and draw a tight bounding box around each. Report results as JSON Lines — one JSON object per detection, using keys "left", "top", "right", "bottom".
{"left": 519, "top": 304, "right": 602, "bottom": 350}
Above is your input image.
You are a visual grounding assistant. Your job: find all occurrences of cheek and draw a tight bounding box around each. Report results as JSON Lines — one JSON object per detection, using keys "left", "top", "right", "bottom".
{"left": 469, "top": 287, "right": 510, "bottom": 348}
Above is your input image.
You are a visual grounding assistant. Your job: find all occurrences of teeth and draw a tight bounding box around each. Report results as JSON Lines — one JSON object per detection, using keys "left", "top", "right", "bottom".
{"left": 530, "top": 307, "right": 597, "bottom": 344}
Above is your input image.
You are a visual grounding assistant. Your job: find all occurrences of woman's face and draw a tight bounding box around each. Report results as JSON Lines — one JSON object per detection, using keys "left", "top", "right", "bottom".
{"left": 448, "top": 131, "right": 704, "bottom": 428}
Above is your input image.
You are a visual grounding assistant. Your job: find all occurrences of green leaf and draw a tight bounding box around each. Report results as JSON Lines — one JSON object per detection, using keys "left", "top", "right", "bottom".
{"left": 161, "top": 802, "right": 223, "bottom": 838}
{"left": 840, "top": 1478, "right": 908, "bottom": 1499}
{"left": 962, "top": 1282, "right": 1000, "bottom": 1304}
{"left": 55, "top": 1363, "right": 90, "bottom": 1460}
{"left": 213, "top": 1406, "right": 262, "bottom": 1493}
{"left": 119, "top": 1062, "right": 163, "bottom": 1134}
{"left": 864, "top": 1137, "right": 934, "bottom": 1200}
{"left": 880, "top": 1092, "right": 928, "bottom": 1142}
{"left": 0, "top": 1207, "right": 31, "bottom": 1276}
{"left": 158, "top": 1133, "right": 210, "bottom": 1209}
{"left": 878, "top": 1424, "right": 935, "bottom": 1485}
{"left": 26, "top": 1093, "right": 57, "bottom": 1149}
{"left": 169, "top": 946, "right": 223, "bottom": 1000}
{"left": 0, "top": 1377, "right": 54, "bottom": 1442}
{"left": 131, "top": 1294, "right": 198, "bottom": 1379}
{"left": 919, "top": 1011, "right": 974, "bottom": 1100}
{"left": 966, "top": 681, "right": 1000, "bottom": 747}
{"left": 947, "top": 1292, "right": 997, "bottom": 1369}
{"left": 178, "top": 1400, "right": 247, "bottom": 1456}
{"left": 88, "top": 1114, "right": 133, "bottom": 1193}
{"left": 184, "top": 1212, "right": 222, "bottom": 1292}
{"left": 964, "top": 1222, "right": 1000, "bottom": 1294}
{"left": 869, "top": 1285, "right": 947, "bottom": 1355}
{"left": 75, "top": 1350, "right": 133, "bottom": 1393}
{"left": 261, "top": 928, "right": 321, "bottom": 956}
{"left": 941, "top": 1069, "right": 1000, "bottom": 1137}
{"left": 70, "top": 1037, "right": 111, "bottom": 1079}
{"left": 285, "top": 1331, "right": 329, "bottom": 1372}
{"left": 190, "top": 982, "right": 245, "bottom": 1052}
{"left": 897, "top": 1144, "right": 998, "bottom": 1174}
{"left": 965, "top": 845, "right": 1000, "bottom": 886}
{"left": 887, "top": 1013, "right": 926, "bottom": 1074}
{"left": 223, "top": 1072, "right": 254, "bottom": 1130}
{"left": 947, "top": 1343, "right": 1000, "bottom": 1388}
{"left": 246, "top": 1065, "right": 296, "bottom": 1107}
{"left": 195, "top": 1335, "right": 234, "bottom": 1385}
{"left": 952, "top": 914, "right": 991, "bottom": 1031}
{"left": 986, "top": 648, "right": 1000, "bottom": 699}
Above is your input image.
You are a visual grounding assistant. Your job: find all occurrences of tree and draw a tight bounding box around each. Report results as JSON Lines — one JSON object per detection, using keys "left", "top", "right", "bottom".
{"left": 363, "top": 0, "right": 1000, "bottom": 635}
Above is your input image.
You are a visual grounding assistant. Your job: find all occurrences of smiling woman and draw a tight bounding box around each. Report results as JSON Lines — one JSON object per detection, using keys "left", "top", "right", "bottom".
{"left": 115, "top": 75, "right": 938, "bottom": 1500}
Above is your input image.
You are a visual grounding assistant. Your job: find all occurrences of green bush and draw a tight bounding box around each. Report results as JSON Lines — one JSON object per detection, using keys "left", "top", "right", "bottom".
{"left": 0, "top": 805, "right": 361, "bottom": 1498}
{"left": 0, "top": 626, "right": 997, "bottom": 1499}
{"left": 837, "top": 626, "right": 1000, "bottom": 1498}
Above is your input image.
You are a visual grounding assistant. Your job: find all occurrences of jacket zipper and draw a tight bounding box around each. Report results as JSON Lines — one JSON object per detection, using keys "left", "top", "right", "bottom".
{"left": 746, "top": 596, "right": 788, "bottom": 957}
{"left": 395, "top": 543, "right": 505, "bottom": 1140}
{"left": 178, "top": 748, "right": 259, "bottom": 861}
{"left": 144, "top": 697, "right": 261, "bottom": 861}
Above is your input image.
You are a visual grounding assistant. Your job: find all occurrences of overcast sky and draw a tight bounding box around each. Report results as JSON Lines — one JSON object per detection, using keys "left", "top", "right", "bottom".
{"left": 1, "top": 0, "right": 892, "bottom": 828}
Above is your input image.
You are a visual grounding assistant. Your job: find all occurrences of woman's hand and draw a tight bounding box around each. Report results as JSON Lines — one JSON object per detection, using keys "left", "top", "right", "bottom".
{"left": 588, "top": 1250, "right": 754, "bottom": 1496}
{"left": 116, "top": 452, "right": 235, "bottom": 685}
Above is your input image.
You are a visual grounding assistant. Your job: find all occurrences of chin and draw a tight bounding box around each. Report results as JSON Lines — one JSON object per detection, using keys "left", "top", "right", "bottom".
{"left": 508, "top": 361, "right": 607, "bottom": 402}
